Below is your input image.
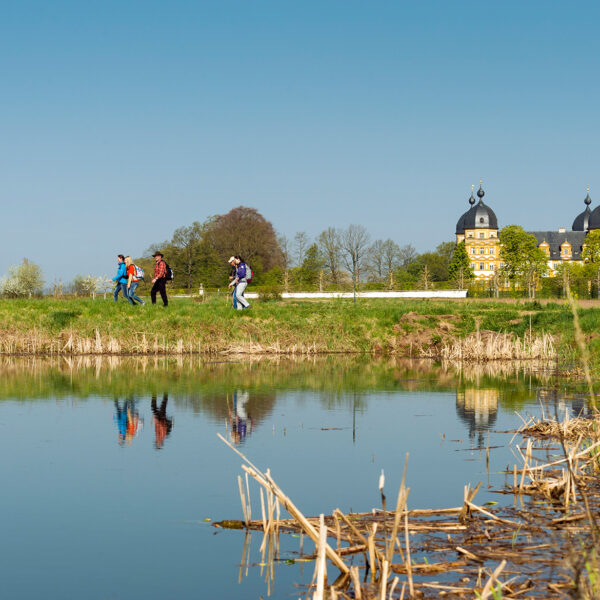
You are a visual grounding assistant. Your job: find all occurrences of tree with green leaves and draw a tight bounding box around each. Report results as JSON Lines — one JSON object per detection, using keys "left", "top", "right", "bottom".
{"left": 299, "top": 243, "right": 325, "bottom": 287}
{"left": 582, "top": 230, "right": 600, "bottom": 264}
{"left": 448, "top": 242, "right": 474, "bottom": 289}
{"left": 499, "top": 225, "right": 548, "bottom": 298}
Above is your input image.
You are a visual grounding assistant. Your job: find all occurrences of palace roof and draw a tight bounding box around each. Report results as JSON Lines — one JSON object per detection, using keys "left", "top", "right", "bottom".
{"left": 455, "top": 185, "right": 498, "bottom": 234}
{"left": 572, "top": 192, "right": 592, "bottom": 231}
{"left": 528, "top": 231, "right": 587, "bottom": 260}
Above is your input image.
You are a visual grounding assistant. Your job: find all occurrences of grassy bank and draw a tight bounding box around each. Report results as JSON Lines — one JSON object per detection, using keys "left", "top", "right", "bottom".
{"left": 0, "top": 296, "right": 597, "bottom": 363}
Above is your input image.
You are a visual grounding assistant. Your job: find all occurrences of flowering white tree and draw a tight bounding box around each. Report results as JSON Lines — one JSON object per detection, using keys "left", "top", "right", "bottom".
{"left": 1, "top": 259, "right": 44, "bottom": 298}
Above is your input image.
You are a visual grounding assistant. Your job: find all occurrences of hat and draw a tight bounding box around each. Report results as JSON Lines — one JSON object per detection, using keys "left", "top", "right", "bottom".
{"left": 228, "top": 256, "right": 236, "bottom": 263}
{"left": 152, "top": 251, "right": 164, "bottom": 257}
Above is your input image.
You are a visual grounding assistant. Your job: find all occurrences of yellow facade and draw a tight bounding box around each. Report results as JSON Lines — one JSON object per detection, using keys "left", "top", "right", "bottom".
{"left": 456, "top": 228, "right": 501, "bottom": 281}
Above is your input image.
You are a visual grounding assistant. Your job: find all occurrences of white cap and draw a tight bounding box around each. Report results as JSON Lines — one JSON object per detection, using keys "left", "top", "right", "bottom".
{"left": 228, "top": 256, "right": 236, "bottom": 263}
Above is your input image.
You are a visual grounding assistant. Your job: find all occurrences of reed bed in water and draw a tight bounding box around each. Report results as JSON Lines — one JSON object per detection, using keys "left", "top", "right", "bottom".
{"left": 216, "top": 412, "right": 600, "bottom": 599}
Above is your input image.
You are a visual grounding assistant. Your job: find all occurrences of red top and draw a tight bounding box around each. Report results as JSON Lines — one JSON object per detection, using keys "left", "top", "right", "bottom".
{"left": 127, "top": 264, "right": 138, "bottom": 282}
{"left": 153, "top": 260, "right": 167, "bottom": 279}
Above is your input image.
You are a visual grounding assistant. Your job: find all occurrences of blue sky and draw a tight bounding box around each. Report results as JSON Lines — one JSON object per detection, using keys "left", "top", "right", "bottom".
{"left": 1, "top": 1, "right": 599, "bottom": 282}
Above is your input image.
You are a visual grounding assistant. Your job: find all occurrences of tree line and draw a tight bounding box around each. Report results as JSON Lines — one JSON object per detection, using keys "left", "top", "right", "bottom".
{"left": 6, "top": 207, "right": 600, "bottom": 298}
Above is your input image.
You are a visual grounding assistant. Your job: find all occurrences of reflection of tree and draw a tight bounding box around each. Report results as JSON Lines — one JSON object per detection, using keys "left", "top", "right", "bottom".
{"left": 456, "top": 389, "right": 498, "bottom": 447}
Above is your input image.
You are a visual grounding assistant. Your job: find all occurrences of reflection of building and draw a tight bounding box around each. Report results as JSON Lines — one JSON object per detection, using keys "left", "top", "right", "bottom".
{"left": 456, "top": 388, "right": 498, "bottom": 447}
{"left": 456, "top": 184, "right": 593, "bottom": 280}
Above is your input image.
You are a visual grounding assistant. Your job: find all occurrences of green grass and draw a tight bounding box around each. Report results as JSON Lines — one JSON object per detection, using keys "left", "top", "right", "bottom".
{"left": 0, "top": 295, "right": 595, "bottom": 365}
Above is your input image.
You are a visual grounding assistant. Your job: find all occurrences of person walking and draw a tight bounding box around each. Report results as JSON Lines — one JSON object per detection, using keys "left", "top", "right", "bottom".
{"left": 125, "top": 256, "right": 145, "bottom": 305}
{"left": 151, "top": 251, "right": 168, "bottom": 306}
{"left": 112, "top": 254, "right": 129, "bottom": 303}
{"left": 228, "top": 255, "right": 251, "bottom": 310}
{"left": 228, "top": 257, "right": 239, "bottom": 308}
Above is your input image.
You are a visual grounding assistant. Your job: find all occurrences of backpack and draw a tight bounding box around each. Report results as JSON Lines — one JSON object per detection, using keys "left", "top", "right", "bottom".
{"left": 164, "top": 262, "right": 174, "bottom": 281}
{"left": 243, "top": 263, "right": 253, "bottom": 283}
{"left": 134, "top": 264, "right": 145, "bottom": 281}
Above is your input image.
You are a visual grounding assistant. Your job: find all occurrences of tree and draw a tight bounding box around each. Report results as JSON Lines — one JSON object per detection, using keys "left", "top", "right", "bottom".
{"left": 398, "top": 244, "right": 418, "bottom": 268}
{"left": 1, "top": 259, "right": 44, "bottom": 297}
{"left": 171, "top": 221, "right": 204, "bottom": 290}
{"left": 582, "top": 230, "right": 600, "bottom": 264}
{"left": 340, "top": 225, "right": 371, "bottom": 292}
{"left": 418, "top": 265, "right": 432, "bottom": 290}
{"left": 317, "top": 227, "right": 342, "bottom": 286}
{"left": 448, "top": 242, "right": 474, "bottom": 289}
{"left": 294, "top": 232, "right": 309, "bottom": 267}
{"left": 299, "top": 243, "right": 325, "bottom": 287}
{"left": 499, "top": 225, "right": 548, "bottom": 298}
{"left": 207, "top": 206, "right": 282, "bottom": 274}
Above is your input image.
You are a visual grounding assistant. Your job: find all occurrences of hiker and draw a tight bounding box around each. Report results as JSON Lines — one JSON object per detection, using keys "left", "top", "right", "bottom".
{"left": 112, "top": 254, "right": 129, "bottom": 302}
{"left": 151, "top": 393, "right": 173, "bottom": 449}
{"left": 227, "top": 255, "right": 251, "bottom": 310}
{"left": 228, "top": 257, "right": 241, "bottom": 308}
{"left": 150, "top": 251, "right": 168, "bottom": 306}
{"left": 125, "top": 256, "right": 145, "bottom": 306}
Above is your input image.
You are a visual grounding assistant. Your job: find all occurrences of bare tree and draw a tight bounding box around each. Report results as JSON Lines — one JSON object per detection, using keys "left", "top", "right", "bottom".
{"left": 340, "top": 225, "right": 371, "bottom": 291}
{"left": 278, "top": 234, "right": 292, "bottom": 271}
{"left": 317, "top": 227, "right": 342, "bottom": 286}
{"left": 398, "top": 244, "right": 418, "bottom": 268}
{"left": 367, "top": 239, "right": 400, "bottom": 282}
{"left": 294, "top": 232, "right": 309, "bottom": 267}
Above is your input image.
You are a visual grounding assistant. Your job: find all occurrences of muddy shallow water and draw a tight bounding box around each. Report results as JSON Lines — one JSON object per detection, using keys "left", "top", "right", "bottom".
{"left": 0, "top": 357, "right": 586, "bottom": 599}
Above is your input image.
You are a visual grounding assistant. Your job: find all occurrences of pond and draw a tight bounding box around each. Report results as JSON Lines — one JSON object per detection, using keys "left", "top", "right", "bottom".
{"left": 0, "top": 356, "right": 586, "bottom": 599}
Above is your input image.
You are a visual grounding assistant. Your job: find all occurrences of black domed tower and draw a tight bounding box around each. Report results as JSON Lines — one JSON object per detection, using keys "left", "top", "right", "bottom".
{"left": 572, "top": 189, "right": 592, "bottom": 231}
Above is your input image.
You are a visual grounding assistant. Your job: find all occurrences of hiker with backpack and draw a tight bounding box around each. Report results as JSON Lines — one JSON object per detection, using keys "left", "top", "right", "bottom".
{"left": 151, "top": 251, "right": 170, "bottom": 306}
{"left": 124, "top": 256, "right": 145, "bottom": 306}
{"left": 227, "top": 255, "right": 252, "bottom": 310}
{"left": 112, "top": 254, "right": 129, "bottom": 303}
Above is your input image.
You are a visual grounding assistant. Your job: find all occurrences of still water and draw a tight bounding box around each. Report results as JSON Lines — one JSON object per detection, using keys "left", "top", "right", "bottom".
{"left": 0, "top": 357, "right": 585, "bottom": 599}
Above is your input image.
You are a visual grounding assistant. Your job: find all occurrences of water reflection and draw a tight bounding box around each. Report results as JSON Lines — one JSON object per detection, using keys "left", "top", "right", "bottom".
{"left": 113, "top": 399, "right": 143, "bottom": 446}
{"left": 229, "top": 390, "right": 253, "bottom": 445}
{"left": 151, "top": 394, "right": 174, "bottom": 449}
{"left": 455, "top": 388, "right": 498, "bottom": 447}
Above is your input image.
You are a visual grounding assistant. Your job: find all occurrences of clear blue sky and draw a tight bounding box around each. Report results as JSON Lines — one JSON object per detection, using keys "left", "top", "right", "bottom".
{"left": 2, "top": 0, "right": 599, "bottom": 283}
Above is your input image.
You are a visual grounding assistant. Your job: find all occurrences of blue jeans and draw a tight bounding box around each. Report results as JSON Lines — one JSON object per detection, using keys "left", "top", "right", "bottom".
{"left": 127, "top": 281, "right": 145, "bottom": 305}
{"left": 113, "top": 282, "right": 129, "bottom": 302}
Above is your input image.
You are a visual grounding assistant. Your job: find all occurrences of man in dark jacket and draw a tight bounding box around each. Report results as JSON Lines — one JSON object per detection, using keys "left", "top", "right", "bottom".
{"left": 112, "top": 254, "right": 129, "bottom": 302}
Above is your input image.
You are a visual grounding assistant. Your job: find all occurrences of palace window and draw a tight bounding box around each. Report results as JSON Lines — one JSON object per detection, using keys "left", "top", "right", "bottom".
{"left": 471, "top": 248, "right": 475, "bottom": 255}
{"left": 479, "top": 233, "right": 485, "bottom": 239}
{"left": 479, "top": 248, "right": 484, "bottom": 254}
{"left": 479, "top": 263, "right": 485, "bottom": 270}
{"left": 489, "top": 248, "right": 494, "bottom": 255}
{"left": 490, "top": 263, "right": 494, "bottom": 270}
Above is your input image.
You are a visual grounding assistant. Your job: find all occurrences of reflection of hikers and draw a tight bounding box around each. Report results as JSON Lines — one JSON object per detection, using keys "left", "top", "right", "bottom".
{"left": 125, "top": 256, "right": 145, "bottom": 306}
{"left": 229, "top": 390, "right": 253, "bottom": 445}
{"left": 227, "top": 256, "right": 251, "bottom": 310}
{"left": 113, "top": 254, "right": 129, "bottom": 303}
{"left": 113, "top": 399, "right": 143, "bottom": 446}
{"left": 151, "top": 394, "right": 174, "bottom": 449}
{"left": 151, "top": 251, "right": 169, "bottom": 307}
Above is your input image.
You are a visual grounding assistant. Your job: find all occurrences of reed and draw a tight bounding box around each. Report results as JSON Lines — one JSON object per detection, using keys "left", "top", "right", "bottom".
{"left": 216, "top": 408, "right": 600, "bottom": 599}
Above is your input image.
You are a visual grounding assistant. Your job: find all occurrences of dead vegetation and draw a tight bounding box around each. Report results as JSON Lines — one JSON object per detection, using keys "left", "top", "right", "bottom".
{"left": 215, "top": 409, "right": 600, "bottom": 599}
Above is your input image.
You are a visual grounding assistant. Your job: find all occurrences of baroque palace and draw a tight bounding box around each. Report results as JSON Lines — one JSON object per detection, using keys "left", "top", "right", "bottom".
{"left": 455, "top": 184, "right": 594, "bottom": 280}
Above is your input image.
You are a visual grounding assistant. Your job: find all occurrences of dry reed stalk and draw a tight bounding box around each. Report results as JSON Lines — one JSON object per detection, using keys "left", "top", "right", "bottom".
{"left": 217, "top": 433, "right": 349, "bottom": 574}
{"left": 478, "top": 559, "right": 507, "bottom": 599}
{"left": 403, "top": 511, "right": 413, "bottom": 597}
{"left": 367, "top": 523, "right": 377, "bottom": 581}
{"left": 386, "top": 453, "right": 409, "bottom": 564}
{"left": 313, "top": 514, "right": 327, "bottom": 600}
{"left": 379, "top": 559, "right": 388, "bottom": 600}
{"left": 349, "top": 567, "right": 362, "bottom": 600}
{"left": 238, "top": 475, "right": 249, "bottom": 526}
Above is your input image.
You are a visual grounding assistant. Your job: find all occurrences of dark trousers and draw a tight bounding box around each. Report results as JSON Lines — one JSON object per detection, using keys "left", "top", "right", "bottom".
{"left": 151, "top": 278, "right": 168, "bottom": 306}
